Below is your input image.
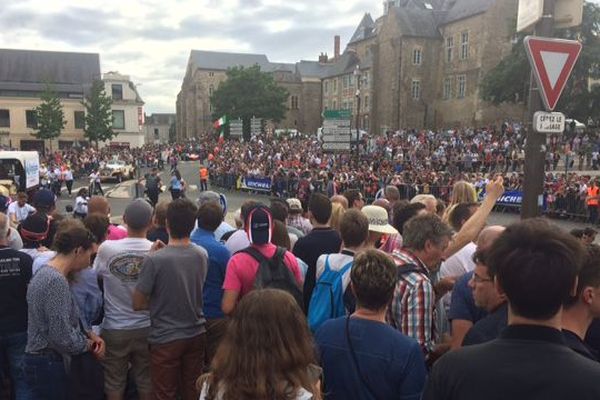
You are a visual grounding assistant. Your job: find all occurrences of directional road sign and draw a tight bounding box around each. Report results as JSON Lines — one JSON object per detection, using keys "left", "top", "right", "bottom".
{"left": 524, "top": 36, "right": 582, "bottom": 111}
{"left": 322, "top": 142, "right": 351, "bottom": 151}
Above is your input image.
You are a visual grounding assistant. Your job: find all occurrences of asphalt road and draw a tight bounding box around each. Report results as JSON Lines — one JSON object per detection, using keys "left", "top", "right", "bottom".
{"left": 84, "top": 160, "right": 594, "bottom": 237}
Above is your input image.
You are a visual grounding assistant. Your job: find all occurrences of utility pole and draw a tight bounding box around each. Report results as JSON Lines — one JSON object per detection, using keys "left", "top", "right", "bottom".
{"left": 354, "top": 65, "right": 362, "bottom": 162}
{"left": 521, "top": 0, "right": 556, "bottom": 219}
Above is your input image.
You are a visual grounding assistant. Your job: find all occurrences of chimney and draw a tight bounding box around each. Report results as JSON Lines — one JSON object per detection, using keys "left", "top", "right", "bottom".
{"left": 318, "top": 52, "right": 328, "bottom": 63}
{"left": 334, "top": 35, "right": 341, "bottom": 59}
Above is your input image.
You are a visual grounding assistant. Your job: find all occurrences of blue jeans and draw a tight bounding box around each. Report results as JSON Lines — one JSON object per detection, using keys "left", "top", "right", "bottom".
{"left": 23, "top": 352, "right": 67, "bottom": 400}
{"left": 0, "top": 331, "right": 32, "bottom": 400}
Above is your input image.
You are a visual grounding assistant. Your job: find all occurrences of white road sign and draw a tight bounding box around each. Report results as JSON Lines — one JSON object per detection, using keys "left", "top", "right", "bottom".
{"left": 322, "top": 134, "right": 353, "bottom": 142}
{"left": 534, "top": 111, "right": 565, "bottom": 133}
{"left": 322, "top": 142, "right": 351, "bottom": 151}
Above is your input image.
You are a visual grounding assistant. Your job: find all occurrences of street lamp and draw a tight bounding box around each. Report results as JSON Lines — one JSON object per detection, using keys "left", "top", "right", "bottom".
{"left": 354, "top": 65, "right": 361, "bottom": 161}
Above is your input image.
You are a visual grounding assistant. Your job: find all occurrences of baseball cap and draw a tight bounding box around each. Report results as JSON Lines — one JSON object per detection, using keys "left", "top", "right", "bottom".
{"left": 123, "top": 199, "right": 153, "bottom": 230}
{"left": 245, "top": 205, "right": 273, "bottom": 245}
{"left": 33, "top": 189, "right": 56, "bottom": 209}
{"left": 197, "top": 191, "right": 228, "bottom": 215}
{"left": 286, "top": 198, "right": 302, "bottom": 212}
{"left": 362, "top": 205, "right": 398, "bottom": 235}
{"left": 19, "top": 213, "right": 50, "bottom": 242}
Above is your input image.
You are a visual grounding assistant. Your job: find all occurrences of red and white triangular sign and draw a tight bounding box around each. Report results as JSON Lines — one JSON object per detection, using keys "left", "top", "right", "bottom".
{"left": 524, "top": 36, "right": 582, "bottom": 111}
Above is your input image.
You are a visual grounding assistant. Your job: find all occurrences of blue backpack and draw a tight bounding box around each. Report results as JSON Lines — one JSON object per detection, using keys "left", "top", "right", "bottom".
{"left": 308, "top": 255, "right": 353, "bottom": 332}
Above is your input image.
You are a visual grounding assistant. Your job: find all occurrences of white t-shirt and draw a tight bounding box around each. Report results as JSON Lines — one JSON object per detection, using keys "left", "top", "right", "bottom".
{"left": 439, "top": 242, "right": 477, "bottom": 312}
{"left": 93, "top": 238, "right": 153, "bottom": 330}
{"left": 7, "top": 202, "right": 35, "bottom": 223}
{"left": 32, "top": 251, "right": 57, "bottom": 275}
{"left": 225, "top": 230, "right": 250, "bottom": 254}
{"left": 315, "top": 253, "right": 354, "bottom": 293}
{"left": 74, "top": 196, "right": 88, "bottom": 215}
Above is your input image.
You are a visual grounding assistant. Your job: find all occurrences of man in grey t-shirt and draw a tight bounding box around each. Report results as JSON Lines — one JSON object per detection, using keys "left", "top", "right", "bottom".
{"left": 134, "top": 199, "right": 208, "bottom": 400}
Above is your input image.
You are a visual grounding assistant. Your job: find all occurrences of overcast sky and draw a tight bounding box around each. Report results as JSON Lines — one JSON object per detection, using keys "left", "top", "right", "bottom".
{"left": 0, "top": 0, "right": 597, "bottom": 114}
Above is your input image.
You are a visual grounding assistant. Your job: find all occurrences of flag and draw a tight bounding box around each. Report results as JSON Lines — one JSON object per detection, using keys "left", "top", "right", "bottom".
{"left": 218, "top": 130, "right": 225, "bottom": 144}
{"left": 213, "top": 116, "right": 227, "bottom": 130}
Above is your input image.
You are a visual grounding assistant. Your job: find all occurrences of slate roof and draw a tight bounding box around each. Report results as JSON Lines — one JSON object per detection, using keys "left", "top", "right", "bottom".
{"left": 296, "top": 61, "right": 332, "bottom": 79}
{"left": 0, "top": 49, "right": 100, "bottom": 94}
{"left": 190, "top": 50, "right": 271, "bottom": 71}
{"left": 146, "top": 113, "right": 175, "bottom": 125}
{"left": 441, "top": 0, "right": 495, "bottom": 25}
{"left": 392, "top": 6, "right": 442, "bottom": 38}
{"left": 349, "top": 13, "right": 377, "bottom": 44}
{"left": 321, "top": 52, "right": 362, "bottom": 79}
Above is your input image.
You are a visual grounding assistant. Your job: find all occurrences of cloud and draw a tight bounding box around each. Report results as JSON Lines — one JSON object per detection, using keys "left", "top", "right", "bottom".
{"left": 0, "top": 0, "right": 387, "bottom": 112}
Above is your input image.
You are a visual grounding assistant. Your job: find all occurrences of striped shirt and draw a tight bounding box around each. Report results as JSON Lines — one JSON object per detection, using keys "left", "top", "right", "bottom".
{"left": 387, "top": 249, "right": 436, "bottom": 357}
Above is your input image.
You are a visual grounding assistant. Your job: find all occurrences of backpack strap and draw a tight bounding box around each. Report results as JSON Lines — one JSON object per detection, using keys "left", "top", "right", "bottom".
{"left": 396, "top": 263, "right": 422, "bottom": 281}
{"left": 339, "top": 260, "right": 353, "bottom": 276}
{"left": 239, "top": 246, "right": 268, "bottom": 264}
{"left": 323, "top": 255, "right": 332, "bottom": 274}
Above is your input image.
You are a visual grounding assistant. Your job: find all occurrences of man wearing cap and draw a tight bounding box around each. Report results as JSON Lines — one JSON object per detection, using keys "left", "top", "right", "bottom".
{"left": 18, "top": 212, "right": 53, "bottom": 271}
{"left": 361, "top": 205, "right": 398, "bottom": 249}
{"left": 196, "top": 191, "right": 234, "bottom": 241}
{"left": 93, "top": 199, "right": 154, "bottom": 400}
{"left": 222, "top": 205, "right": 302, "bottom": 316}
{"left": 23, "top": 188, "right": 58, "bottom": 249}
{"left": 287, "top": 198, "right": 312, "bottom": 236}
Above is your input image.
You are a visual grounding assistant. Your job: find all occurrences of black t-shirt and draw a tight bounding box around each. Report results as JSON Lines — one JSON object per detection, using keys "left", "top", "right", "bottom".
{"left": 147, "top": 227, "right": 169, "bottom": 244}
{"left": 0, "top": 246, "right": 33, "bottom": 334}
{"left": 293, "top": 228, "right": 342, "bottom": 312}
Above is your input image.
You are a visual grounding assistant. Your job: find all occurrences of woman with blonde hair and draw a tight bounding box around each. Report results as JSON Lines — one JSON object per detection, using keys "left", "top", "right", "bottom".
{"left": 197, "top": 289, "right": 321, "bottom": 400}
{"left": 442, "top": 180, "right": 478, "bottom": 223}
{"left": 329, "top": 202, "right": 346, "bottom": 234}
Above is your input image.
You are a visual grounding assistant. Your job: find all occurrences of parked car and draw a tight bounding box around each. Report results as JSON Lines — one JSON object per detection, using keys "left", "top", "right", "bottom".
{"left": 100, "top": 159, "right": 135, "bottom": 182}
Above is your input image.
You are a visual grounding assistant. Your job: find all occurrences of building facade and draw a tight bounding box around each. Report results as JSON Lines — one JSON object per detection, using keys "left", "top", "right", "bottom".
{"left": 145, "top": 113, "right": 175, "bottom": 144}
{"left": 176, "top": 51, "right": 328, "bottom": 141}
{"left": 102, "top": 72, "right": 145, "bottom": 148}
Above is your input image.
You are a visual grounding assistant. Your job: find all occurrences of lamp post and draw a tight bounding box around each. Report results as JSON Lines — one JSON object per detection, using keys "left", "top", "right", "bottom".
{"left": 354, "top": 65, "right": 361, "bottom": 162}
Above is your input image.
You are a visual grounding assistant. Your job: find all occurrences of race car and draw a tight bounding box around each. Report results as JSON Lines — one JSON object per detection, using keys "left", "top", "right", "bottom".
{"left": 100, "top": 160, "right": 135, "bottom": 182}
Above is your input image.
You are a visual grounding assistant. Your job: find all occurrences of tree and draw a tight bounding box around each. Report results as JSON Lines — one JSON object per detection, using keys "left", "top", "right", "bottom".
{"left": 33, "top": 84, "right": 66, "bottom": 151}
{"left": 82, "top": 80, "right": 115, "bottom": 148}
{"left": 211, "top": 65, "right": 289, "bottom": 137}
{"left": 481, "top": 1, "right": 600, "bottom": 122}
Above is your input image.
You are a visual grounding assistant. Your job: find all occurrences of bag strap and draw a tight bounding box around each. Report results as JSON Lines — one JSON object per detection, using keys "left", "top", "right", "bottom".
{"left": 345, "top": 317, "right": 379, "bottom": 399}
{"left": 240, "top": 246, "right": 268, "bottom": 264}
{"left": 323, "top": 255, "right": 332, "bottom": 274}
{"left": 339, "top": 260, "right": 353, "bottom": 276}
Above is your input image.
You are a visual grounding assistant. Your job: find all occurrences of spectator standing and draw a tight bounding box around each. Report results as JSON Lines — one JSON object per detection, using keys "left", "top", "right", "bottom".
{"left": 424, "top": 219, "right": 600, "bottom": 400}
{"left": 316, "top": 250, "right": 426, "bottom": 400}
{"left": 587, "top": 180, "right": 600, "bottom": 225}
{"left": 93, "top": 199, "right": 154, "bottom": 400}
{"left": 145, "top": 168, "right": 162, "bottom": 207}
{"left": 0, "top": 213, "right": 33, "bottom": 399}
{"left": 63, "top": 165, "right": 74, "bottom": 197}
{"left": 196, "top": 191, "right": 234, "bottom": 242}
{"left": 169, "top": 169, "right": 184, "bottom": 200}
{"left": 287, "top": 197, "right": 313, "bottom": 235}
{"left": 7, "top": 192, "right": 35, "bottom": 228}
{"left": 221, "top": 205, "right": 302, "bottom": 315}
{"left": 294, "top": 194, "right": 342, "bottom": 312}
{"left": 199, "top": 165, "right": 209, "bottom": 192}
{"left": 24, "top": 221, "right": 104, "bottom": 399}
{"left": 147, "top": 201, "right": 169, "bottom": 244}
{"left": 343, "top": 189, "right": 365, "bottom": 210}
{"left": 73, "top": 188, "right": 89, "bottom": 219}
{"left": 190, "top": 202, "right": 231, "bottom": 367}
{"left": 224, "top": 200, "right": 257, "bottom": 254}
{"left": 87, "top": 196, "right": 127, "bottom": 240}
{"left": 388, "top": 214, "right": 453, "bottom": 361}
{"left": 134, "top": 199, "right": 208, "bottom": 400}
{"left": 197, "top": 289, "right": 321, "bottom": 400}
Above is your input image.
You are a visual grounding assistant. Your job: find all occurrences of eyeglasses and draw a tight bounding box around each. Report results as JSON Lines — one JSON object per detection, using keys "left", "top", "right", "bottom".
{"left": 471, "top": 272, "right": 493, "bottom": 284}
{"left": 472, "top": 249, "right": 487, "bottom": 265}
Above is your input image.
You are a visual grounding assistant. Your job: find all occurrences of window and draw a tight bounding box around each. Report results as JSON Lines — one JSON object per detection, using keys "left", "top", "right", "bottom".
{"left": 411, "top": 80, "right": 421, "bottom": 100}
{"left": 413, "top": 48, "right": 422, "bottom": 65}
{"left": 112, "top": 110, "right": 125, "bottom": 129}
{"left": 342, "top": 101, "right": 348, "bottom": 110}
{"left": 461, "top": 31, "right": 469, "bottom": 60}
{"left": 343, "top": 76, "right": 348, "bottom": 89}
{"left": 209, "top": 85, "right": 214, "bottom": 96}
{"left": 443, "top": 77, "right": 453, "bottom": 100}
{"left": 364, "top": 95, "right": 369, "bottom": 110}
{"left": 333, "top": 79, "right": 337, "bottom": 92}
{"left": 0, "top": 109, "right": 9, "bottom": 128}
{"left": 154, "top": 128, "right": 159, "bottom": 137}
{"left": 349, "top": 101, "right": 353, "bottom": 111}
{"left": 324, "top": 81, "right": 328, "bottom": 94}
{"left": 349, "top": 75, "right": 354, "bottom": 87}
{"left": 111, "top": 84, "right": 123, "bottom": 100}
{"left": 26, "top": 110, "right": 37, "bottom": 129}
{"left": 333, "top": 100, "right": 337, "bottom": 109}
{"left": 446, "top": 37, "right": 453, "bottom": 63}
{"left": 209, "top": 72, "right": 215, "bottom": 77}
{"left": 363, "top": 71, "right": 369, "bottom": 87}
{"left": 74, "top": 111, "right": 85, "bottom": 129}
{"left": 457, "top": 75, "right": 467, "bottom": 98}
{"left": 291, "top": 96, "right": 299, "bottom": 110}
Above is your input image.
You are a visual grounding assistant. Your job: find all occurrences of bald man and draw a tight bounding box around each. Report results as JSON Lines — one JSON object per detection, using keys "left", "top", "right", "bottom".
{"left": 411, "top": 194, "right": 437, "bottom": 214}
{"left": 448, "top": 226, "right": 505, "bottom": 349}
{"left": 88, "top": 196, "right": 127, "bottom": 240}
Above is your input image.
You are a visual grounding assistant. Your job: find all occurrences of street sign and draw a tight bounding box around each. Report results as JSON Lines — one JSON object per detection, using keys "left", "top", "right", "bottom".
{"left": 230, "top": 118, "right": 243, "bottom": 137}
{"left": 534, "top": 111, "right": 565, "bottom": 133}
{"left": 524, "top": 36, "right": 582, "bottom": 111}
{"left": 250, "top": 117, "right": 262, "bottom": 137}
{"left": 324, "top": 109, "right": 352, "bottom": 119}
{"left": 322, "top": 142, "right": 351, "bottom": 151}
{"left": 322, "top": 134, "right": 352, "bottom": 142}
{"left": 517, "top": 0, "right": 544, "bottom": 32}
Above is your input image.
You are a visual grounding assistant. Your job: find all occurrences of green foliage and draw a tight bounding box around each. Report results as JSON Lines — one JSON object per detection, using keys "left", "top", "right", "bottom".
{"left": 82, "top": 80, "right": 115, "bottom": 147}
{"left": 481, "top": 1, "right": 600, "bottom": 121}
{"left": 33, "top": 84, "right": 66, "bottom": 148}
{"left": 210, "top": 65, "right": 289, "bottom": 130}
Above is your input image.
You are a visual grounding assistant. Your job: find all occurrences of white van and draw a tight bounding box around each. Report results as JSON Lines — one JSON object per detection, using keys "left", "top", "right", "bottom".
{"left": 0, "top": 151, "right": 40, "bottom": 195}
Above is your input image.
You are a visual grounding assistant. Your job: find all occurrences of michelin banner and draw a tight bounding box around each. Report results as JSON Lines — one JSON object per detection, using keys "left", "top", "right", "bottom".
{"left": 242, "top": 177, "right": 272, "bottom": 192}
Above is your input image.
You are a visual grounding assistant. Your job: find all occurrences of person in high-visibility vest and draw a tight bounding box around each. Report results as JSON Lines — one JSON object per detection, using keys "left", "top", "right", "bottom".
{"left": 199, "top": 166, "right": 209, "bottom": 192}
{"left": 587, "top": 180, "right": 600, "bottom": 224}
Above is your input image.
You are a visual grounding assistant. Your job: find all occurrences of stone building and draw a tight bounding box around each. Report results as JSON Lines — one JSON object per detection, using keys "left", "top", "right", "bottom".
{"left": 176, "top": 51, "right": 328, "bottom": 140}
{"left": 145, "top": 113, "right": 175, "bottom": 144}
{"left": 102, "top": 71, "right": 145, "bottom": 148}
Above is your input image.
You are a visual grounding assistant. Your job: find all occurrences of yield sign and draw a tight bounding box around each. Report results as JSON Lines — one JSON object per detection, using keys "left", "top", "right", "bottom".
{"left": 524, "top": 36, "right": 582, "bottom": 111}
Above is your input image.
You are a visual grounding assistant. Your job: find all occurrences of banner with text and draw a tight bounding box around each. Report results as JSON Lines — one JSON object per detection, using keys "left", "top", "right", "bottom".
{"left": 242, "top": 176, "right": 272, "bottom": 192}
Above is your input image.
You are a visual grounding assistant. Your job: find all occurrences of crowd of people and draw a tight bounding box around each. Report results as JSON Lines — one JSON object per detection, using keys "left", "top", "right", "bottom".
{"left": 1, "top": 160, "right": 600, "bottom": 399}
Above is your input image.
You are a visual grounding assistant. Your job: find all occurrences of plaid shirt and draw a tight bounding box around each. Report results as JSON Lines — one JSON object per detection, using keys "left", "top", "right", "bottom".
{"left": 387, "top": 248, "right": 436, "bottom": 356}
{"left": 287, "top": 214, "right": 313, "bottom": 236}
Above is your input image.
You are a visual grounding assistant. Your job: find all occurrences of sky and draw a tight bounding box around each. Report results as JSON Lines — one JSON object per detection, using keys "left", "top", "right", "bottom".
{"left": 0, "top": 0, "right": 598, "bottom": 114}
{"left": 0, "top": 0, "right": 382, "bottom": 114}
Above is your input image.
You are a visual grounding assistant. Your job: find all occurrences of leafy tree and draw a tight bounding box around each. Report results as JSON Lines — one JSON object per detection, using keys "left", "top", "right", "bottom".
{"left": 211, "top": 65, "right": 289, "bottom": 137}
{"left": 82, "top": 80, "right": 115, "bottom": 148}
{"left": 481, "top": 1, "right": 600, "bottom": 122}
{"left": 33, "top": 84, "right": 66, "bottom": 151}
